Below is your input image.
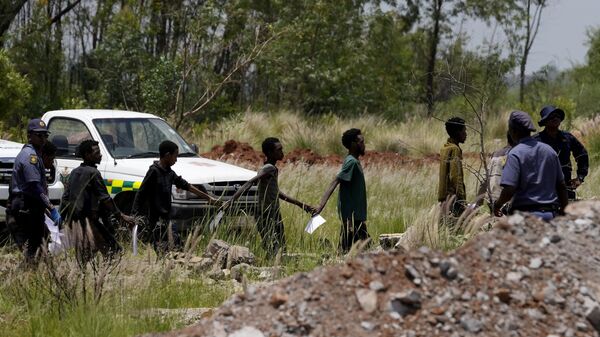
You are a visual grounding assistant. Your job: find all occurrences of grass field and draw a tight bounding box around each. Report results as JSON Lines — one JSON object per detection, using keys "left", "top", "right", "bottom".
{"left": 1, "top": 110, "right": 599, "bottom": 337}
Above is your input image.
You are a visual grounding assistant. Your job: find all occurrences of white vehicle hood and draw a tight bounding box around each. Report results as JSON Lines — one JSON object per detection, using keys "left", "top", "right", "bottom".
{"left": 107, "top": 156, "right": 256, "bottom": 183}
{"left": 0, "top": 139, "right": 25, "bottom": 159}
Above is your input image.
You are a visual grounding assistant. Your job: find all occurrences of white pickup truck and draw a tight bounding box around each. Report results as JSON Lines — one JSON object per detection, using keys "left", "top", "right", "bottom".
{"left": 40, "top": 109, "right": 258, "bottom": 228}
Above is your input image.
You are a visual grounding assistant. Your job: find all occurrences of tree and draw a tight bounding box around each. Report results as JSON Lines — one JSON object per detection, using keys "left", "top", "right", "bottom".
{"left": 0, "top": 50, "right": 31, "bottom": 132}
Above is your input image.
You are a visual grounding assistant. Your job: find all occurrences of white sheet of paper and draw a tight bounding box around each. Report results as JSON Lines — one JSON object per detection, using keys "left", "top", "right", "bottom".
{"left": 305, "top": 215, "right": 326, "bottom": 234}
{"left": 209, "top": 211, "right": 225, "bottom": 231}
{"left": 132, "top": 225, "right": 139, "bottom": 256}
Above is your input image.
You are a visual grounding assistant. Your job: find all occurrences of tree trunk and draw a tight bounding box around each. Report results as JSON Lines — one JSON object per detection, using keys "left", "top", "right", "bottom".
{"left": 426, "top": 0, "right": 443, "bottom": 117}
{"left": 0, "top": 0, "right": 28, "bottom": 47}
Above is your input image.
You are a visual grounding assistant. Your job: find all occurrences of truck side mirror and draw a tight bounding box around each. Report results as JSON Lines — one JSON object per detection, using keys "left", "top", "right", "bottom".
{"left": 190, "top": 144, "right": 198, "bottom": 154}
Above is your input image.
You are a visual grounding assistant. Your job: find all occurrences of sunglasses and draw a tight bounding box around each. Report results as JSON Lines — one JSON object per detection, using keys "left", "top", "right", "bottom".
{"left": 32, "top": 132, "right": 49, "bottom": 138}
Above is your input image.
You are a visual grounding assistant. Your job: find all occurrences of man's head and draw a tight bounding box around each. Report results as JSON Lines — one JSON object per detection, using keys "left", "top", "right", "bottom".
{"left": 342, "top": 128, "right": 365, "bottom": 156}
{"left": 508, "top": 110, "right": 536, "bottom": 142}
{"left": 27, "top": 118, "right": 49, "bottom": 149}
{"left": 78, "top": 139, "right": 102, "bottom": 164}
{"left": 41, "top": 141, "right": 57, "bottom": 169}
{"left": 159, "top": 140, "right": 179, "bottom": 167}
{"left": 538, "top": 105, "right": 565, "bottom": 130}
{"left": 445, "top": 117, "right": 467, "bottom": 143}
{"left": 262, "top": 137, "right": 284, "bottom": 162}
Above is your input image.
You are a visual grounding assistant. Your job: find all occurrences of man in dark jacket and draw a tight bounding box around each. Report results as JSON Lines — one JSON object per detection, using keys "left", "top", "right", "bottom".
{"left": 534, "top": 105, "right": 589, "bottom": 200}
{"left": 61, "top": 140, "right": 133, "bottom": 257}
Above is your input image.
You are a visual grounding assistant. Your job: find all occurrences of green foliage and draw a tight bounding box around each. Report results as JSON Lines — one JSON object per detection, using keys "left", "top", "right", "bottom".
{"left": 0, "top": 50, "right": 31, "bottom": 124}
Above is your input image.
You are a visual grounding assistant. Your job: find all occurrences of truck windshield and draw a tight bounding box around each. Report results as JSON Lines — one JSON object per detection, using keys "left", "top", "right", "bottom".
{"left": 93, "top": 118, "right": 197, "bottom": 159}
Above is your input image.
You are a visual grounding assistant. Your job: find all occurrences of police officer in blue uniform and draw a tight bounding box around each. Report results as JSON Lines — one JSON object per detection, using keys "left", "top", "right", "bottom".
{"left": 9, "top": 118, "right": 61, "bottom": 261}
{"left": 534, "top": 105, "right": 589, "bottom": 200}
{"left": 494, "top": 111, "right": 568, "bottom": 221}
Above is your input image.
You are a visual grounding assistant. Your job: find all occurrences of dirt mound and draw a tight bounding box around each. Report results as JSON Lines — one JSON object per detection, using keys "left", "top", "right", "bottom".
{"left": 144, "top": 201, "right": 600, "bottom": 337}
{"left": 202, "top": 140, "right": 439, "bottom": 168}
{"left": 203, "top": 140, "right": 265, "bottom": 167}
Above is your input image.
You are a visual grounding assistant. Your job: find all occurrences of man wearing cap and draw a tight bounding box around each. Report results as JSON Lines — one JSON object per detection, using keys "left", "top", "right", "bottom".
{"left": 493, "top": 111, "right": 568, "bottom": 221}
{"left": 534, "top": 105, "right": 589, "bottom": 200}
{"left": 9, "top": 118, "right": 61, "bottom": 261}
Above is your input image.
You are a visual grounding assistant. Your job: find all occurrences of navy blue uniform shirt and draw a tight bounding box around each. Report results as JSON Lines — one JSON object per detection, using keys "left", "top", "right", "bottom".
{"left": 10, "top": 144, "right": 48, "bottom": 204}
{"left": 534, "top": 130, "right": 589, "bottom": 182}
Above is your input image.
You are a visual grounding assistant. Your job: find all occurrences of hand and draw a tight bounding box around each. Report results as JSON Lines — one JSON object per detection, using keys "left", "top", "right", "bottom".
{"left": 492, "top": 204, "right": 503, "bottom": 217}
{"left": 302, "top": 204, "right": 317, "bottom": 215}
{"left": 570, "top": 178, "right": 582, "bottom": 189}
{"left": 312, "top": 205, "right": 323, "bottom": 217}
{"left": 50, "top": 207, "right": 62, "bottom": 225}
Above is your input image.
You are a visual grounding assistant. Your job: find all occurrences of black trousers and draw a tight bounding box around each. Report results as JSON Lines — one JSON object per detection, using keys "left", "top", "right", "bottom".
{"left": 339, "top": 217, "right": 369, "bottom": 254}
{"left": 8, "top": 195, "right": 48, "bottom": 261}
{"left": 256, "top": 211, "right": 286, "bottom": 259}
{"left": 71, "top": 214, "right": 121, "bottom": 258}
{"left": 149, "top": 218, "right": 182, "bottom": 255}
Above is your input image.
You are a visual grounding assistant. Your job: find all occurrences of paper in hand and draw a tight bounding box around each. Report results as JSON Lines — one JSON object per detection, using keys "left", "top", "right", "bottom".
{"left": 209, "top": 210, "right": 225, "bottom": 231}
{"left": 132, "top": 225, "right": 138, "bottom": 256}
{"left": 305, "top": 214, "right": 326, "bottom": 234}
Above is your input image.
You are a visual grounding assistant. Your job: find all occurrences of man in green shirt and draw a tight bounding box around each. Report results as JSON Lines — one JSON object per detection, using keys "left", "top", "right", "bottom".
{"left": 438, "top": 117, "right": 467, "bottom": 216}
{"left": 316, "top": 128, "right": 368, "bottom": 253}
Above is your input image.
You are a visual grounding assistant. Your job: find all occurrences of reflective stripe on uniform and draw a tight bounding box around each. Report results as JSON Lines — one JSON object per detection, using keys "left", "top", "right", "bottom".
{"left": 104, "top": 179, "right": 142, "bottom": 195}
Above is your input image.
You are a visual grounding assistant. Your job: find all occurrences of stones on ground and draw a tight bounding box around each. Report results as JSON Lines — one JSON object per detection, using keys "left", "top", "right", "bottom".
{"left": 355, "top": 289, "right": 378, "bottom": 313}
{"left": 231, "top": 263, "right": 251, "bottom": 282}
{"left": 460, "top": 315, "right": 483, "bottom": 333}
{"left": 529, "top": 257, "right": 544, "bottom": 269}
{"left": 369, "top": 280, "right": 385, "bottom": 292}
{"left": 227, "top": 326, "right": 265, "bottom": 337}
{"left": 205, "top": 239, "right": 230, "bottom": 258}
{"left": 586, "top": 305, "right": 600, "bottom": 333}
{"left": 506, "top": 272, "right": 523, "bottom": 282}
{"left": 269, "top": 292, "right": 288, "bottom": 308}
{"left": 405, "top": 264, "right": 422, "bottom": 286}
{"left": 227, "top": 245, "right": 255, "bottom": 268}
{"left": 360, "top": 321, "right": 376, "bottom": 331}
{"left": 439, "top": 260, "right": 458, "bottom": 280}
{"left": 389, "top": 290, "right": 422, "bottom": 317}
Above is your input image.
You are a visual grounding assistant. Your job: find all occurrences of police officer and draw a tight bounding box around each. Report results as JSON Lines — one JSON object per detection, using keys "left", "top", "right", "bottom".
{"left": 494, "top": 111, "right": 568, "bottom": 221}
{"left": 534, "top": 105, "right": 589, "bottom": 200}
{"left": 9, "top": 118, "right": 61, "bottom": 261}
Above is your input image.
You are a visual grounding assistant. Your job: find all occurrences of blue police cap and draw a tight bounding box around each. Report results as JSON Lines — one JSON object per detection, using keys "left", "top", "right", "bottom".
{"left": 509, "top": 111, "right": 536, "bottom": 132}
{"left": 538, "top": 105, "right": 565, "bottom": 127}
{"left": 27, "top": 118, "right": 49, "bottom": 133}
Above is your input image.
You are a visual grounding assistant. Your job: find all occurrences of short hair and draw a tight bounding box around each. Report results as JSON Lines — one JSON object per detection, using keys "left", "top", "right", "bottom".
{"left": 42, "top": 141, "right": 57, "bottom": 157}
{"left": 261, "top": 137, "right": 280, "bottom": 155}
{"left": 342, "top": 128, "right": 362, "bottom": 150}
{"left": 445, "top": 117, "right": 466, "bottom": 138}
{"left": 159, "top": 140, "right": 179, "bottom": 158}
{"left": 77, "top": 139, "right": 99, "bottom": 158}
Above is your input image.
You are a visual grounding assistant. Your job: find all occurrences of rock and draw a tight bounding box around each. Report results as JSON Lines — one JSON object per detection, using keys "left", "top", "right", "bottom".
{"left": 506, "top": 272, "right": 523, "bottom": 282}
{"left": 549, "top": 234, "right": 562, "bottom": 243}
{"left": 205, "top": 239, "right": 230, "bottom": 258}
{"left": 439, "top": 260, "right": 458, "bottom": 280}
{"left": 389, "top": 290, "right": 422, "bottom": 317}
{"left": 355, "top": 289, "right": 378, "bottom": 313}
{"left": 379, "top": 233, "right": 406, "bottom": 250}
{"left": 586, "top": 306, "right": 600, "bottom": 333}
{"left": 460, "top": 315, "right": 482, "bottom": 333}
{"left": 494, "top": 288, "right": 512, "bottom": 304}
{"left": 228, "top": 326, "right": 265, "bottom": 337}
{"left": 529, "top": 257, "right": 544, "bottom": 269}
{"left": 369, "top": 280, "right": 386, "bottom": 291}
{"left": 230, "top": 263, "right": 251, "bottom": 282}
{"left": 360, "top": 321, "right": 376, "bottom": 331}
{"left": 227, "top": 245, "right": 256, "bottom": 268}
{"left": 269, "top": 292, "right": 288, "bottom": 308}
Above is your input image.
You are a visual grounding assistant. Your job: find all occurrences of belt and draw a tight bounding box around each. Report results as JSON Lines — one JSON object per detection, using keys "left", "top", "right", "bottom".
{"left": 512, "top": 204, "right": 558, "bottom": 213}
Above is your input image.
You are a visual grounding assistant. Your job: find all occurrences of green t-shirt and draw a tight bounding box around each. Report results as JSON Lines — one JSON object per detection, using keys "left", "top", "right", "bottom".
{"left": 337, "top": 155, "right": 367, "bottom": 221}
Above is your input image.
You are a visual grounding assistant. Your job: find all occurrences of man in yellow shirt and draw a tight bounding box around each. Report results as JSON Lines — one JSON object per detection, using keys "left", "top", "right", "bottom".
{"left": 438, "top": 117, "right": 467, "bottom": 216}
